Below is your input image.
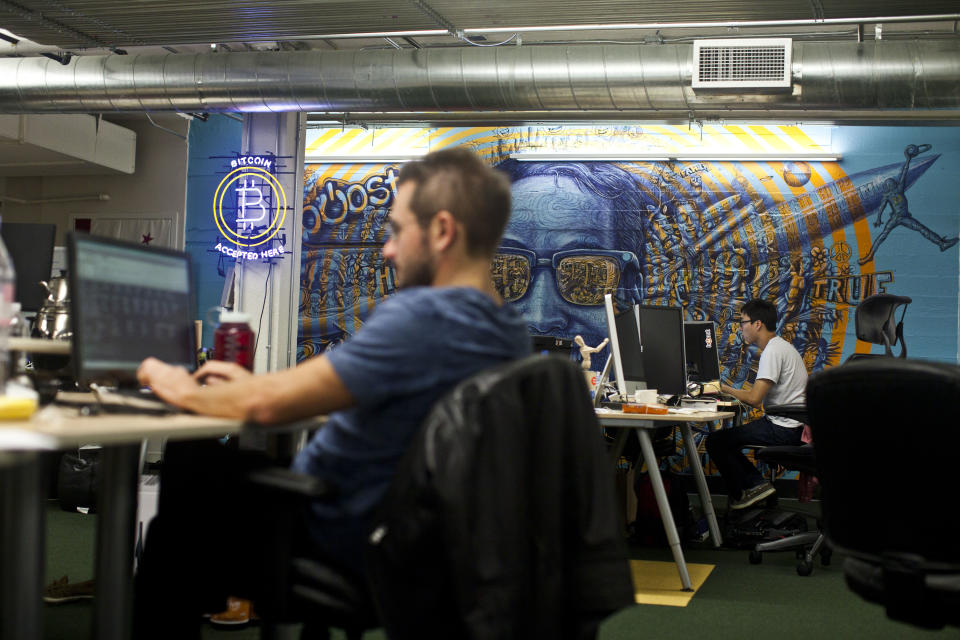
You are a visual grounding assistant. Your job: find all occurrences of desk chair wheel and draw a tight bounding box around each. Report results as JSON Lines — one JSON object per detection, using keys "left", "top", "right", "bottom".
{"left": 748, "top": 550, "right": 762, "bottom": 565}
{"left": 797, "top": 559, "right": 814, "bottom": 576}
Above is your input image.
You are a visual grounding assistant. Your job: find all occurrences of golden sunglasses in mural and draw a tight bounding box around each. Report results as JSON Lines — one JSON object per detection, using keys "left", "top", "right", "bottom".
{"left": 492, "top": 248, "right": 637, "bottom": 306}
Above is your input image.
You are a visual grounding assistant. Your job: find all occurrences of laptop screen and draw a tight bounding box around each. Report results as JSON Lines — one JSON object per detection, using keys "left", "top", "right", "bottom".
{"left": 68, "top": 233, "right": 195, "bottom": 388}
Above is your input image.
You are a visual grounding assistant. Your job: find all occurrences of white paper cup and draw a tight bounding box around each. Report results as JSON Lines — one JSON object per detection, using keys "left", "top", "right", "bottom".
{"left": 583, "top": 369, "right": 599, "bottom": 393}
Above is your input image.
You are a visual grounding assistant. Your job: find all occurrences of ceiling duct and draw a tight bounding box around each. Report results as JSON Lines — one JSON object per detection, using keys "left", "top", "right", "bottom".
{"left": 0, "top": 41, "right": 957, "bottom": 117}
{"left": 693, "top": 38, "right": 792, "bottom": 89}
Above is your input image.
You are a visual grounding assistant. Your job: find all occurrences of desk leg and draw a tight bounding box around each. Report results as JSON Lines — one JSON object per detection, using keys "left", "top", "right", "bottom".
{"left": 93, "top": 444, "right": 139, "bottom": 640}
{"left": 634, "top": 428, "right": 693, "bottom": 592}
{"left": 680, "top": 424, "right": 722, "bottom": 547}
{"left": 0, "top": 453, "right": 46, "bottom": 640}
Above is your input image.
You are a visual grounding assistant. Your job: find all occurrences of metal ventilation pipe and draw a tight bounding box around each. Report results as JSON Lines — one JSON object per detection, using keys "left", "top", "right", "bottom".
{"left": 0, "top": 41, "right": 957, "bottom": 114}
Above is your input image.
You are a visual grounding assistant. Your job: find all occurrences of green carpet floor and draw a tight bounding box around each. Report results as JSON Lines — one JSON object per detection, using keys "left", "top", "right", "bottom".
{"left": 43, "top": 503, "right": 954, "bottom": 639}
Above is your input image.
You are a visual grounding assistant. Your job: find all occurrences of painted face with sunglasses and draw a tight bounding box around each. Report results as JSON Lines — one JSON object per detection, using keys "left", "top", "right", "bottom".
{"left": 495, "top": 169, "right": 644, "bottom": 352}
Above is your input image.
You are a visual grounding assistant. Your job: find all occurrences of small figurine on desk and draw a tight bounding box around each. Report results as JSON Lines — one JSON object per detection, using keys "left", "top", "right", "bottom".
{"left": 574, "top": 335, "right": 609, "bottom": 370}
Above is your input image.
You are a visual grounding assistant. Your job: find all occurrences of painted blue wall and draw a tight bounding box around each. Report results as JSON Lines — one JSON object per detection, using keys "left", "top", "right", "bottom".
{"left": 185, "top": 115, "right": 243, "bottom": 348}
{"left": 832, "top": 127, "right": 960, "bottom": 361}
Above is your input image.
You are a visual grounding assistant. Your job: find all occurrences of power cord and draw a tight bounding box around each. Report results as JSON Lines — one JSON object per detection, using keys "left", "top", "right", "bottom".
{"left": 253, "top": 262, "right": 274, "bottom": 357}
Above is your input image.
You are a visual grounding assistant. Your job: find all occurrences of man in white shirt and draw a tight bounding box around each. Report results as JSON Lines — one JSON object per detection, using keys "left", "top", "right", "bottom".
{"left": 708, "top": 298, "right": 808, "bottom": 510}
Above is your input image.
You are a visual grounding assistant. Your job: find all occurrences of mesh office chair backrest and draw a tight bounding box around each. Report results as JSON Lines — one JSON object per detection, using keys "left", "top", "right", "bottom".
{"left": 853, "top": 294, "right": 912, "bottom": 357}
{"left": 806, "top": 358, "right": 960, "bottom": 562}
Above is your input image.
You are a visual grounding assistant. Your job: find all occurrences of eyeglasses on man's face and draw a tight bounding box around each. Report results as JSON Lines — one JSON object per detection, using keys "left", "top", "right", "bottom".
{"left": 739, "top": 318, "right": 756, "bottom": 327}
{"left": 491, "top": 248, "right": 637, "bottom": 306}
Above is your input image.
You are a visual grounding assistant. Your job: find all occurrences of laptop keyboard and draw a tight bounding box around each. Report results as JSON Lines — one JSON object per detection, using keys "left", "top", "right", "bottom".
{"left": 90, "top": 385, "right": 178, "bottom": 415}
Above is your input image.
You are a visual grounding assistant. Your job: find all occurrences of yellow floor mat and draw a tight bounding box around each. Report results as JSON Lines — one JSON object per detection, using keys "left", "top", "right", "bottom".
{"left": 629, "top": 559, "right": 715, "bottom": 607}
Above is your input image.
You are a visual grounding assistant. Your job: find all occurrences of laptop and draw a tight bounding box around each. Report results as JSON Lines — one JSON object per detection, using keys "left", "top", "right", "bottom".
{"left": 68, "top": 233, "right": 196, "bottom": 412}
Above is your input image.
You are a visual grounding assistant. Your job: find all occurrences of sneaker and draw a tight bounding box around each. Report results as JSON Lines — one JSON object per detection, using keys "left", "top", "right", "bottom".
{"left": 209, "top": 596, "right": 254, "bottom": 626}
{"left": 729, "top": 482, "right": 776, "bottom": 510}
{"left": 43, "top": 576, "right": 95, "bottom": 604}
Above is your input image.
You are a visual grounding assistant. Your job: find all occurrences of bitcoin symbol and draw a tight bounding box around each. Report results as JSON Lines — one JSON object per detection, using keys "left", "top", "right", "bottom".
{"left": 236, "top": 178, "right": 267, "bottom": 232}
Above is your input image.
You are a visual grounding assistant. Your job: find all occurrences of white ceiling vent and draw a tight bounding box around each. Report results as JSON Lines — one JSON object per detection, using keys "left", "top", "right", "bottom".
{"left": 693, "top": 38, "right": 792, "bottom": 89}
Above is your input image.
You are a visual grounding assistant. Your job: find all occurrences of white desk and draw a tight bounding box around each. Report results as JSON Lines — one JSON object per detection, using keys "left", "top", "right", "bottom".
{"left": 0, "top": 403, "right": 321, "bottom": 640}
{"left": 597, "top": 408, "right": 734, "bottom": 591}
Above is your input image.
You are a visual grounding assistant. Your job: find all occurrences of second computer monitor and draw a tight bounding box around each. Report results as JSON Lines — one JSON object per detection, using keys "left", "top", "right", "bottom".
{"left": 603, "top": 293, "right": 646, "bottom": 401}
{"left": 684, "top": 320, "right": 721, "bottom": 383}
{"left": 0, "top": 222, "right": 57, "bottom": 312}
{"left": 637, "top": 305, "right": 687, "bottom": 398}
{"left": 531, "top": 335, "right": 574, "bottom": 359}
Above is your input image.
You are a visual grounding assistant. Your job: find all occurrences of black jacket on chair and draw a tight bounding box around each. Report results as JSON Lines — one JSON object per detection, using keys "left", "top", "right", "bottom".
{"left": 364, "top": 355, "right": 634, "bottom": 639}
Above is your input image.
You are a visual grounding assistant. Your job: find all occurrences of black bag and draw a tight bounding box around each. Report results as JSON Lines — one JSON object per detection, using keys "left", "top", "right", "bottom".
{"left": 57, "top": 448, "right": 101, "bottom": 513}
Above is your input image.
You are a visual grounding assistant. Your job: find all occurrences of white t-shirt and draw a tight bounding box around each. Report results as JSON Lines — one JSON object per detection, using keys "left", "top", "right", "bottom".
{"left": 755, "top": 336, "right": 808, "bottom": 428}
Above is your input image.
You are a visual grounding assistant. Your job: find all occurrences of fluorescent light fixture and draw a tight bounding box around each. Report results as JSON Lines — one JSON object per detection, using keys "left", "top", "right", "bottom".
{"left": 296, "top": 30, "right": 447, "bottom": 40}
{"left": 511, "top": 152, "right": 670, "bottom": 162}
{"left": 304, "top": 154, "right": 425, "bottom": 164}
{"left": 677, "top": 152, "right": 841, "bottom": 161}
{"left": 510, "top": 151, "right": 840, "bottom": 162}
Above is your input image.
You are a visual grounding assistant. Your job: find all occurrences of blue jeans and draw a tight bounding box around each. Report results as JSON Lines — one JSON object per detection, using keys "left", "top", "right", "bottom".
{"left": 705, "top": 416, "right": 803, "bottom": 500}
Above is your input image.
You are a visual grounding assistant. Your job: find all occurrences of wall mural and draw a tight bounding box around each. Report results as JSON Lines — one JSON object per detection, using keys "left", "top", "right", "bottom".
{"left": 301, "top": 125, "right": 959, "bottom": 475}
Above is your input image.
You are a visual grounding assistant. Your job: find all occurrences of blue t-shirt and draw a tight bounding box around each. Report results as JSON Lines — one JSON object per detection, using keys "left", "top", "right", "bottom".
{"left": 291, "top": 286, "right": 530, "bottom": 571}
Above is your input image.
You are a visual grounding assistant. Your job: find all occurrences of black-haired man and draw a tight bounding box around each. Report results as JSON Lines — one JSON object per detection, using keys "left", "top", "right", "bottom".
{"left": 707, "top": 298, "right": 808, "bottom": 510}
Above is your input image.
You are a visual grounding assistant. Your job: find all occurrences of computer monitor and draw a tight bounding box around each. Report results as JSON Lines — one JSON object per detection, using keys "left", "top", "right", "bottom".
{"left": 531, "top": 335, "right": 574, "bottom": 358}
{"left": 68, "top": 233, "right": 196, "bottom": 388}
{"left": 603, "top": 293, "right": 646, "bottom": 401}
{"left": 684, "top": 320, "right": 721, "bottom": 383}
{"left": 0, "top": 222, "right": 57, "bottom": 312}
{"left": 637, "top": 305, "right": 687, "bottom": 398}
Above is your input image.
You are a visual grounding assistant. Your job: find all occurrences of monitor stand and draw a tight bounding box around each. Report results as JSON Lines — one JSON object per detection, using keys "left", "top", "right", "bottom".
{"left": 593, "top": 354, "right": 646, "bottom": 405}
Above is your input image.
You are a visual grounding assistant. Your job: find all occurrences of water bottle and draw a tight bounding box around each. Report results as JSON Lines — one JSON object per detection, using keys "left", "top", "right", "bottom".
{"left": 212, "top": 310, "right": 255, "bottom": 371}
{"left": 8, "top": 302, "right": 27, "bottom": 379}
{"left": 0, "top": 226, "right": 16, "bottom": 394}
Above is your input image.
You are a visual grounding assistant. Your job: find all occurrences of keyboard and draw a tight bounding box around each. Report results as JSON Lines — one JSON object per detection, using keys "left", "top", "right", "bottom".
{"left": 701, "top": 393, "right": 738, "bottom": 403}
{"left": 90, "top": 385, "right": 178, "bottom": 415}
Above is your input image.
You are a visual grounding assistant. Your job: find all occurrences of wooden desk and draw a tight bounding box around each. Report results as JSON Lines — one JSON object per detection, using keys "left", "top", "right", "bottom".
{"left": 597, "top": 408, "right": 734, "bottom": 591}
{"left": 9, "top": 337, "right": 71, "bottom": 355}
{"left": 0, "top": 404, "right": 321, "bottom": 640}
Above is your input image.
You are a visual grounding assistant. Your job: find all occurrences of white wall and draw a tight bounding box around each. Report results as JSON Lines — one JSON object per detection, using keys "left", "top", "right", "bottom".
{"left": 0, "top": 114, "right": 190, "bottom": 463}
{"left": 0, "top": 114, "right": 189, "bottom": 247}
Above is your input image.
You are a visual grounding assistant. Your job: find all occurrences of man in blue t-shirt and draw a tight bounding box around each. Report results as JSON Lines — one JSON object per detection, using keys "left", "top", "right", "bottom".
{"left": 134, "top": 148, "right": 530, "bottom": 637}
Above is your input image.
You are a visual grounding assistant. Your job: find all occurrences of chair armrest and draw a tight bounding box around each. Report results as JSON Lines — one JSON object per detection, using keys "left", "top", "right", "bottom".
{"left": 248, "top": 467, "right": 337, "bottom": 500}
{"left": 765, "top": 403, "right": 808, "bottom": 424}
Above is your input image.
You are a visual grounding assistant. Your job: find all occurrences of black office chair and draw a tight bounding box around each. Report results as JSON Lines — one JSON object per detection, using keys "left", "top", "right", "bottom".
{"left": 246, "top": 467, "right": 377, "bottom": 640}
{"left": 254, "top": 355, "right": 635, "bottom": 639}
{"left": 807, "top": 358, "right": 960, "bottom": 629}
{"left": 847, "top": 293, "right": 912, "bottom": 360}
{"left": 748, "top": 403, "right": 830, "bottom": 576}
